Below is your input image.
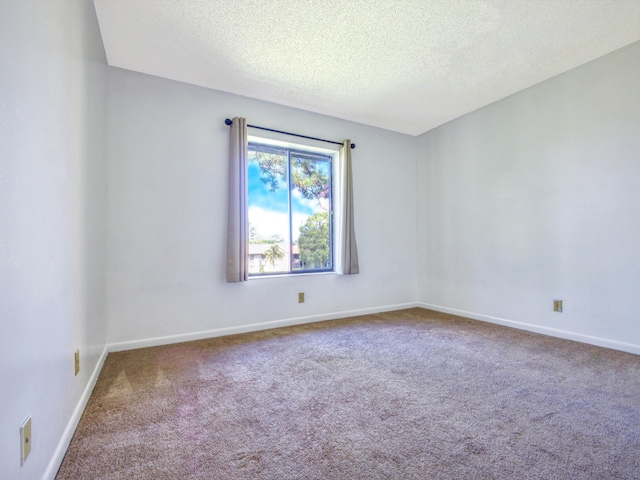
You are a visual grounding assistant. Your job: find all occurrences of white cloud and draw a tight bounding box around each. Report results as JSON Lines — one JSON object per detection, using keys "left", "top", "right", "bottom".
{"left": 291, "top": 212, "right": 310, "bottom": 242}
{"left": 248, "top": 206, "right": 312, "bottom": 243}
{"left": 291, "top": 188, "right": 318, "bottom": 212}
{"left": 248, "top": 206, "right": 288, "bottom": 240}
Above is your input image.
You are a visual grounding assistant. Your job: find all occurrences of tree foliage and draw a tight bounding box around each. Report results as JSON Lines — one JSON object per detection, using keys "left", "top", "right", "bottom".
{"left": 297, "top": 212, "right": 330, "bottom": 269}
{"left": 291, "top": 157, "right": 329, "bottom": 202}
{"left": 250, "top": 151, "right": 285, "bottom": 193}
{"left": 250, "top": 151, "right": 329, "bottom": 205}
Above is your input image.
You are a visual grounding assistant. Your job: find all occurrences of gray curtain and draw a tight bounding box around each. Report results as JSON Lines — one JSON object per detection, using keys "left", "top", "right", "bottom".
{"left": 226, "top": 117, "right": 248, "bottom": 282}
{"left": 337, "top": 140, "right": 360, "bottom": 274}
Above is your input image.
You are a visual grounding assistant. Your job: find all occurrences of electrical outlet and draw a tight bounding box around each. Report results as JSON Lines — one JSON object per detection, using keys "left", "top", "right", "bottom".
{"left": 553, "top": 300, "right": 563, "bottom": 312}
{"left": 20, "top": 416, "right": 31, "bottom": 466}
{"left": 298, "top": 292, "right": 305, "bottom": 303}
{"left": 74, "top": 349, "right": 80, "bottom": 376}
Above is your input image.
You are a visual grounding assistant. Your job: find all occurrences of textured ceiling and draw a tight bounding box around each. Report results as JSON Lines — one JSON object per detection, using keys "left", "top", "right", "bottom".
{"left": 93, "top": 0, "right": 640, "bottom": 135}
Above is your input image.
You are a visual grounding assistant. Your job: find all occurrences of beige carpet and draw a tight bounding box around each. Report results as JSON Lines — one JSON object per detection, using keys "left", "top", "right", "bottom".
{"left": 56, "top": 308, "right": 640, "bottom": 479}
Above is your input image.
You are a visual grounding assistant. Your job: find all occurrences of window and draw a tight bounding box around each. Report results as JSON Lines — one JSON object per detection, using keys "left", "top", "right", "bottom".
{"left": 248, "top": 141, "right": 334, "bottom": 276}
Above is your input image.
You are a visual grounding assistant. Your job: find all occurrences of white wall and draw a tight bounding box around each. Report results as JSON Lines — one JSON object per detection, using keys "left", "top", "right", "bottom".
{"left": 0, "top": 1, "right": 108, "bottom": 478}
{"left": 417, "top": 41, "right": 640, "bottom": 353}
{"left": 106, "top": 69, "right": 418, "bottom": 347}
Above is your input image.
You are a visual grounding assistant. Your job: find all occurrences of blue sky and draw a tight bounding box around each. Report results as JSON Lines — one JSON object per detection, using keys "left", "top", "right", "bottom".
{"left": 248, "top": 162, "right": 291, "bottom": 213}
{"left": 248, "top": 162, "right": 318, "bottom": 243}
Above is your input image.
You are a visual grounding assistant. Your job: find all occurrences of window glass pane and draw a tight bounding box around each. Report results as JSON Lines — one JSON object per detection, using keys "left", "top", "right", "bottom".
{"left": 290, "top": 154, "right": 332, "bottom": 271}
{"left": 248, "top": 143, "right": 333, "bottom": 276}
{"left": 248, "top": 147, "right": 290, "bottom": 274}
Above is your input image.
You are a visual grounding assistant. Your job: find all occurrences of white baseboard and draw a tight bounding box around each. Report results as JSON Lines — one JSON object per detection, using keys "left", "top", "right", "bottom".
{"left": 43, "top": 344, "right": 109, "bottom": 480}
{"left": 419, "top": 302, "right": 640, "bottom": 356}
{"left": 108, "top": 302, "right": 419, "bottom": 352}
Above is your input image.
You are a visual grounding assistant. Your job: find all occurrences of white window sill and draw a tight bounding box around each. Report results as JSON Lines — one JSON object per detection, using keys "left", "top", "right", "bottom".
{"left": 248, "top": 271, "right": 336, "bottom": 280}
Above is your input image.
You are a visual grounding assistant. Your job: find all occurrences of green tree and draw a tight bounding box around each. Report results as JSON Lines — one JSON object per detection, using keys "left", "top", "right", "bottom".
{"left": 291, "top": 157, "right": 329, "bottom": 203}
{"left": 264, "top": 244, "right": 285, "bottom": 267}
{"left": 298, "top": 212, "right": 330, "bottom": 269}
{"left": 250, "top": 150, "right": 329, "bottom": 207}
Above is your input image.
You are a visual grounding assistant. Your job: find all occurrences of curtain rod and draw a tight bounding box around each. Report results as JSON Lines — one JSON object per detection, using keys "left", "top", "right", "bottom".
{"left": 224, "top": 118, "right": 355, "bottom": 149}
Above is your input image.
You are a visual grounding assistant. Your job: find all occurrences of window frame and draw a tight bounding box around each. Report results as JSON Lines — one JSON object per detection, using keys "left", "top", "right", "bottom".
{"left": 247, "top": 138, "right": 336, "bottom": 277}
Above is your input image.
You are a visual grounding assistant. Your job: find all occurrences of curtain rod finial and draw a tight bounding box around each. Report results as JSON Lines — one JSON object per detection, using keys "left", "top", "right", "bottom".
{"left": 351, "top": 143, "right": 356, "bottom": 149}
{"left": 225, "top": 118, "right": 233, "bottom": 126}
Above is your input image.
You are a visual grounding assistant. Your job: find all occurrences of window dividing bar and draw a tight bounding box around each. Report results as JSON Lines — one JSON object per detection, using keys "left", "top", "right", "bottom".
{"left": 287, "top": 150, "right": 294, "bottom": 272}
{"left": 330, "top": 156, "right": 335, "bottom": 271}
{"left": 225, "top": 118, "right": 355, "bottom": 149}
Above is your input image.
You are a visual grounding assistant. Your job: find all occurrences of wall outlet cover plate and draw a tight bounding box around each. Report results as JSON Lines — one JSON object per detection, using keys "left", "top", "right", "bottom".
{"left": 20, "top": 416, "right": 31, "bottom": 466}
{"left": 553, "top": 300, "right": 563, "bottom": 312}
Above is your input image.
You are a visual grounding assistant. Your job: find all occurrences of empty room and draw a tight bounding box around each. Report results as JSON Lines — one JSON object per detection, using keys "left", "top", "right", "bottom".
{"left": 1, "top": 0, "right": 639, "bottom": 479}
